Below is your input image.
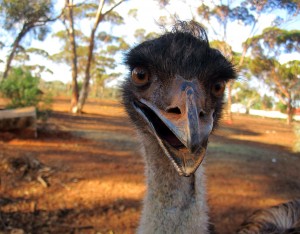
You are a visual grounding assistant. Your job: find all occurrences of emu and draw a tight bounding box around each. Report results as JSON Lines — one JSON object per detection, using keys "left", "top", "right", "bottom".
{"left": 121, "top": 21, "right": 300, "bottom": 234}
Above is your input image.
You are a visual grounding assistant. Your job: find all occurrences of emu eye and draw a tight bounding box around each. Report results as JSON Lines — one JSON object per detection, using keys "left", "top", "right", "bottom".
{"left": 131, "top": 67, "right": 149, "bottom": 86}
{"left": 212, "top": 81, "right": 226, "bottom": 97}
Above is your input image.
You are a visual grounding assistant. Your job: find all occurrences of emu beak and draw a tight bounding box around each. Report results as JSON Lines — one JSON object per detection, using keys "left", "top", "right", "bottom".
{"left": 133, "top": 85, "right": 213, "bottom": 177}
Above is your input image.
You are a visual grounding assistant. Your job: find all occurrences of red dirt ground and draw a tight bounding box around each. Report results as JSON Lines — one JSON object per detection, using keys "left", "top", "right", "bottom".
{"left": 1, "top": 98, "right": 300, "bottom": 234}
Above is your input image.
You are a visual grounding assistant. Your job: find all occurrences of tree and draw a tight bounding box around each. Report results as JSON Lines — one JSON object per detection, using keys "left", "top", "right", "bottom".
{"left": 233, "top": 81, "right": 261, "bottom": 113}
{"left": 246, "top": 27, "right": 300, "bottom": 124}
{"left": 76, "top": 0, "right": 126, "bottom": 113}
{"left": 195, "top": 0, "right": 300, "bottom": 122}
{"left": 52, "top": 0, "right": 127, "bottom": 113}
{"left": 249, "top": 58, "right": 300, "bottom": 124}
{"left": 0, "top": 0, "right": 60, "bottom": 79}
{"left": 63, "top": 0, "right": 79, "bottom": 112}
{"left": 8, "top": 46, "right": 53, "bottom": 75}
{"left": 147, "top": 0, "right": 299, "bottom": 121}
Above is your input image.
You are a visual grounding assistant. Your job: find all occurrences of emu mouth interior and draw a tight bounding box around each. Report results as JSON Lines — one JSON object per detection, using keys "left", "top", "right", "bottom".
{"left": 134, "top": 100, "right": 185, "bottom": 149}
{"left": 133, "top": 100, "right": 207, "bottom": 176}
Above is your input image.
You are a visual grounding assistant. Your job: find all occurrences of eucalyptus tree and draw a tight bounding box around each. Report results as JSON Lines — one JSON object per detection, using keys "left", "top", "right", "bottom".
{"left": 76, "top": 0, "right": 126, "bottom": 113}
{"left": 195, "top": 0, "right": 300, "bottom": 121}
{"left": 0, "top": 0, "right": 60, "bottom": 79}
{"left": 54, "top": 0, "right": 127, "bottom": 113}
{"left": 63, "top": 0, "right": 79, "bottom": 112}
{"left": 243, "top": 25, "right": 300, "bottom": 124}
{"left": 246, "top": 26, "right": 300, "bottom": 124}
{"left": 249, "top": 57, "right": 299, "bottom": 124}
{"left": 232, "top": 81, "right": 263, "bottom": 113}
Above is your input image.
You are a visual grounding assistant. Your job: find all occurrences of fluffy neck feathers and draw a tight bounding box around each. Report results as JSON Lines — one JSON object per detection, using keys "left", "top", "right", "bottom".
{"left": 137, "top": 133, "right": 209, "bottom": 234}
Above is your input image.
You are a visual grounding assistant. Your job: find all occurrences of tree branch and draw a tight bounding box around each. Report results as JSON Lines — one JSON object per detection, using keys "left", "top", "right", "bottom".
{"left": 102, "top": 0, "right": 125, "bottom": 18}
{"left": 271, "top": 69, "right": 290, "bottom": 98}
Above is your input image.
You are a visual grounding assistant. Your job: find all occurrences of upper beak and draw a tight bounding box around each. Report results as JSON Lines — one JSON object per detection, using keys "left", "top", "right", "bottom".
{"left": 134, "top": 81, "right": 213, "bottom": 176}
{"left": 140, "top": 86, "right": 204, "bottom": 154}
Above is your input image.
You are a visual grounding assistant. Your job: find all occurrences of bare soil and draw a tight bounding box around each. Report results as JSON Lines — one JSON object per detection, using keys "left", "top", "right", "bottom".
{"left": 1, "top": 98, "right": 299, "bottom": 234}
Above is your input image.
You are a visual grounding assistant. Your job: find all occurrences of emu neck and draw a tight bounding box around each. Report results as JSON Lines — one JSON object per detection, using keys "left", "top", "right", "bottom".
{"left": 137, "top": 135, "right": 209, "bottom": 234}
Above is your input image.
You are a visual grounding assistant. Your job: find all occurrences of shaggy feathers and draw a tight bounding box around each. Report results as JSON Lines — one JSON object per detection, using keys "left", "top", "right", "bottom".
{"left": 238, "top": 199, "right": 300, "bottom": 234}
{"left": 125, "top": 28, "right": 235, "bottom": 84}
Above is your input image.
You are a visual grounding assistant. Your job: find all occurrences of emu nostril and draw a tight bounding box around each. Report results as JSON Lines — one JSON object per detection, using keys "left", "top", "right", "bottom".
{"left": 166, "top": 107, "right": 181, "bottom": 115}
{"left": 199, "top": 110, "right": 205, "bottom": 118}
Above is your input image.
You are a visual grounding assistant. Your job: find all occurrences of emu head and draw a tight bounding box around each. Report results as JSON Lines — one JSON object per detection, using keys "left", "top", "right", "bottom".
{"left": 122, "top": 21, "right": 236, "bottom": 177}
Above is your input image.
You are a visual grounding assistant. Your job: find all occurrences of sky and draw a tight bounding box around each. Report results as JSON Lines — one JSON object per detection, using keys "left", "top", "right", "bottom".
{"left": 0, "top": 0, "right": 299, "bottom": 85}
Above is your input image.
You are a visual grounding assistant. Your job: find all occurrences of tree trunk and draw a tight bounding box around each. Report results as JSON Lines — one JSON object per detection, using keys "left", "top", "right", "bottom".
{"left": 3, "top": 27, "right": 27, "bottom": 79}
{"left": 227, "top": 80, "right": 233, "bottom": 123}
{"left": 287, "top": 95, "right": 293, "bottom": 125}
{"left": 76, "top": 0, "right": 105, "bottom": 113}
{"left": 76, "top": 27, "right": 97, "bottom": 113}
{"left": 65, "top": 0, "right": 79, "bottom": 113}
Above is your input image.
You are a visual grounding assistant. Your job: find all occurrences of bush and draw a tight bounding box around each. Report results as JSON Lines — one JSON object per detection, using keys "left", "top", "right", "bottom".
{"left": 0, "top": 67, "right": 52, "bottom": 119}
{"left": 276, "top": 102, "right": 287, "bottom": 113}
{"left": 0, "top": 67, "right": 41, "bottom": 108}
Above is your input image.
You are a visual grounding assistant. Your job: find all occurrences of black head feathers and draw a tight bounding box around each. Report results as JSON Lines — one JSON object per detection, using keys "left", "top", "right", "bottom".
{"left": 171, "top": 20, "right": 209, "bottom": 44}
{"left": 124, "top": 20, "right": 236, "bottom": 83}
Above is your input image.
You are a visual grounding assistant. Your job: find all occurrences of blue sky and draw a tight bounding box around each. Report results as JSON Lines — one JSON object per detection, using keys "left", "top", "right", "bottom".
{"left": 0, "top": 0, "right": 299, "bottom": 84}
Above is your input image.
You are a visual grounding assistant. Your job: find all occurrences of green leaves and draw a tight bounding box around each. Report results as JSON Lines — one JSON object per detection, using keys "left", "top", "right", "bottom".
{"left": 134, "top": 28, "right": 160, "bottom": 43}
{"left": 0, "top": 67, "right": 41, "bottom": 108}
{"left": 246, "top": 27, "right": 300, "bottom": 58}
{"left": 0, "top": 0, "right": 54, "bottom": 30}
{"left": 229, "top": 6, "right": 255, "bottom": 25}
{"left": 233, "top": 81, "right": 261, "bottom": 106}
{"left": 197, "top": 4, "right": 210, "bottom": 21}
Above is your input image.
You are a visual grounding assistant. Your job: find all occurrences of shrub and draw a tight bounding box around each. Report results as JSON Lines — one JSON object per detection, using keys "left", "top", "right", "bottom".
{"left": 0, "top": 67, "right": 52, "bottom": 119}
{"left": 276, "top": 102, "right": 287, "bottom": 113}
{"left": 0, "top": 67, "right": 41, "bottom": 108}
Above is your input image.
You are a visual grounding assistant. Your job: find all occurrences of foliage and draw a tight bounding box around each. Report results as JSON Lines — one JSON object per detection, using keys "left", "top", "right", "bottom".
{"left": 261, "top": 95, "right": 274, "bottom": 110}
{"left": 0, "top": 67, "right": 52, "bottom": 114}
{"left": 0, "top": 0, "right": 58, "bottom": 78}
{"left": 195, "top": 0, "right": 300, "bottom": 60}
{"left": 244, "top": 27, "right": 300, "bottom": 57}
{"left": 134, "top": 28, "right": 160, "bottom": 43}
{"left": 0, "top": 0, "right": 54, "bottom": 33}
{"left": 40, "top": 80, "right": 68, "bottom": 97}
{"left": 246, "top": 25, "right": 300, "bottom": 124}
{"left": 250, "top": 58, "right": 300, "bottom": 107}
{"left": 232, "top": 81, "right": 262, "bottom": 111}
{"left": 276, "top": 102, "right": 287, "bottom": 113}
{"left": 52, "top": 0, "right": 127, "bottom": 113}
{"left": 210, "top": 40, "right": 233, "bottom": 58}
{"left": 0, "top": 67, "right": 40, "bottom": 108}
{"left": 51, "top": 28, "right": 127, "bottom": 87}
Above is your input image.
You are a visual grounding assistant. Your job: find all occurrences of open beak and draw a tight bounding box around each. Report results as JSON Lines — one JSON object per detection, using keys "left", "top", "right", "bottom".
{"left": 133, "top": 83, "right": 213, "bottom": 177}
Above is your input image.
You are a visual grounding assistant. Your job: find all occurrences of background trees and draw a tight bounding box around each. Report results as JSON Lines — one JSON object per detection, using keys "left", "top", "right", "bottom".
{"left": 63, "top": 0, "right": 79, "bottom": 112}
{"left": 75, "top": 0, "right": 126, "bottom": 113}
{"left": 196, "top": 0, "right": 300, "bottom": 122}
{"left": 0, "top": 0, "right": 299, "bottom": 123}
{"left": 52, "top": 0, "right": 127, "bottom": 113}
{"left": 246, "top": 27, "right": 300, "bottom": 124}
{"left": 0, "top": 0, "right": 59, "bottom": 79}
